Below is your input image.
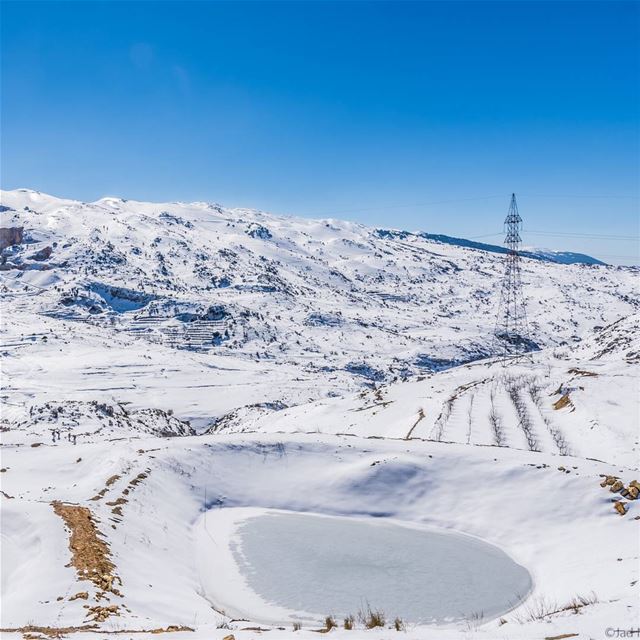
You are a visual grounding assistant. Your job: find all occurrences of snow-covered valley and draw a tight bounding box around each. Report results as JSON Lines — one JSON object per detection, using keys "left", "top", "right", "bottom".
{"left": 1, "top": 189, "right": 639, "bottom": 639}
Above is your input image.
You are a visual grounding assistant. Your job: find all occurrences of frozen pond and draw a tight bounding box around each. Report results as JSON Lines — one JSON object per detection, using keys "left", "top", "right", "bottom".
{"left": 226, "top": 510, "right": 532, "bottom": 624}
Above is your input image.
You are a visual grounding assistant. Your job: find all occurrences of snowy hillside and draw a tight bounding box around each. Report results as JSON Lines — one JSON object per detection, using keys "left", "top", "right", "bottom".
{"left": 417, "top": 231, "right": 606, "bottom": 265}
{"left": 1, "top": 188, "right": 637, "bottom": 425}
{"left": 219, "top": 314, "right": 640, "bottom": 466}
{"left": 1, "top": 189, "right": 639, "bottom": 640}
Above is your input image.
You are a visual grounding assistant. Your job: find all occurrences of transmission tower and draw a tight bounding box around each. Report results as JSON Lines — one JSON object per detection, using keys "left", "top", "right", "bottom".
{"left": 495, "top": 193, "right": 532, "bottom": 362}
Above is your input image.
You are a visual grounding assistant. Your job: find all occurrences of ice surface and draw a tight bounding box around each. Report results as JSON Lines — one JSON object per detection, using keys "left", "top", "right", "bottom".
{"left": 230, "top": 511, "right": 532, "bottom": 624}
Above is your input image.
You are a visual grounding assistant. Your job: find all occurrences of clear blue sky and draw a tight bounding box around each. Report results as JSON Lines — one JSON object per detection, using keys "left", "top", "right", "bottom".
{"left": 1, "top": 1, "right": 638, "bottom": 263}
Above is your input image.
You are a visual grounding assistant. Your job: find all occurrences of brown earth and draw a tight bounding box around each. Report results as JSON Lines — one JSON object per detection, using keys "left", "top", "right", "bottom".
{"left": 51, "top": 501, "right": 122, "bottom": 596}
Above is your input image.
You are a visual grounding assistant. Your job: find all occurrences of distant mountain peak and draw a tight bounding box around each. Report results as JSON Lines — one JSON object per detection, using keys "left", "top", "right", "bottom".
{"left": 379, "top": 230, "right": 605, "bottom": 266}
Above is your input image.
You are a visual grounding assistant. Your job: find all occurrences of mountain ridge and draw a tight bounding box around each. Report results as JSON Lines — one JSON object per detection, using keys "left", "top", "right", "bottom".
{"left": 1, "top": 188, "right": 637, "bottom": 401}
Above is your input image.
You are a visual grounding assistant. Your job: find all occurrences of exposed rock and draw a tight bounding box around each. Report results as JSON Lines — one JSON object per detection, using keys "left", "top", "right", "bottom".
{"left": 610, "top": 480, "right": 624, "bottom": 493}
{"left": 28, "top": 246, "right": 52, "bottom": 261}
{"left": 0, "top": 226, "right": 23, "bottom": 250}
{"left": 99, "top": 574, "right": 118, "bottom": 591}
{"left": 85, "top": 604, "right": 119, "bottom": 622}
{"left": 20, "top": 400, "right": 195, "bottom": 438}
{"left": 552, "top": 393, "right": 573, "bottom": 411}
{"left": 246, "top": 224, "right": 272, "bottom": 240}
{"left": 105, "top": 474, "right": 120, "bottom": 487}
{"left": 614, "top": 501, "right": 628, "bottom": 516}
{"left": 148, "top": 626, "right": 195, "bottom": 634}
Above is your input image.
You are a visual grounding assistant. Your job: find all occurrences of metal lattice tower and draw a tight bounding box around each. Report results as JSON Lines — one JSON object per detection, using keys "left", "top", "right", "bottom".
{"left": 495, "top": 193, "right": 531, "bottom": 362}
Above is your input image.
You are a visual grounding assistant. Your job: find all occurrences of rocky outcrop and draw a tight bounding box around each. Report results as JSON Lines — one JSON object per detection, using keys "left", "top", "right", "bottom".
{"left": 0, "top": 227, "right": 23, "bottom": 250}
{"left": 613, "top": 501, "right": 627, "bottom": 516}
{"left": 600, "top": 475, "right": 618, "bottom": 487}
{"left": 599, "top": 476, "right": 637, "bottom": 516}
{"left": 610, "top": 479, "right": 624, "bottom": 493}
{"left": 28, "top": 246, "right": 52, "bottom": 261}
{"left": 246, "top": 223, "right": 272, "bottom": 240}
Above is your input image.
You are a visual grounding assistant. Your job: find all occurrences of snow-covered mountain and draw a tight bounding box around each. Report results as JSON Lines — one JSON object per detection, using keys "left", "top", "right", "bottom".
{"left": 1, "top": 189, "right": 636, "bottom": 398}
{"left": 1, "top": 189, "right": 639, "bottom": 640}
{"left": 413, "top": 231, "right": 605, "bottom": 265}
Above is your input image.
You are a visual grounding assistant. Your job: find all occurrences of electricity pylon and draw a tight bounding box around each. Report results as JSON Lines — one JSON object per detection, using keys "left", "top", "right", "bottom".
{"left": 495, "top": 193, "right": 533, "bottom": 363}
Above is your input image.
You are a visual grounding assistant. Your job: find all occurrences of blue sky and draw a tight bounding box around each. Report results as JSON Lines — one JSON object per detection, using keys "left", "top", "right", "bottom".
{"left": 1, "top": 1, "right": 638, "bottom": 263}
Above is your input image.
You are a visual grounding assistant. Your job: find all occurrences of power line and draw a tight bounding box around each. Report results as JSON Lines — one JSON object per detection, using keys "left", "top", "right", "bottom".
{"left": 524, "top": 230, "right": 638, "bottom": 241}
{"left": 468, "top": 230, "right": 638, "bottom": 241}
{"left": 299, "top": 192, "right": 639, "bottom": 219}
{"left": 590, "top": 254, "right": 640, "bottom": 260}
{"left": 468, "top": 232, "right": 503, "bottom": 239}
{"left": 518, "top": 193, "right": 639, "bottom": 200}
{"left": 302, "top": 194, "right": 505, "bottom": 218}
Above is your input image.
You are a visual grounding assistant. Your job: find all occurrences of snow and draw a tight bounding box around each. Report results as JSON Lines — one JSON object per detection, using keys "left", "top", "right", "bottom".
{"left": 1, "top": 188, "right": 637, "bottom": 397}
{"left": 2, "top": 432, "right": 638, "bottom": 638}
{"left": 1, "top": 189, "right": 639, "bottom": 639}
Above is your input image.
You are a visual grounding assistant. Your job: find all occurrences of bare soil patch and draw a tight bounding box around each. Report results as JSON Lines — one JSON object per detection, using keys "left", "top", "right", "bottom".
{"left": 51, "top": 501, "right": 122, "bottom": 596}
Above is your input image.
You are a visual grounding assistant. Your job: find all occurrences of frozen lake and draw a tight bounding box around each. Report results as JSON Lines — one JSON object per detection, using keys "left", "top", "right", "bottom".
{"left": 227, "top": 510, "right": 532, "bottom": 624}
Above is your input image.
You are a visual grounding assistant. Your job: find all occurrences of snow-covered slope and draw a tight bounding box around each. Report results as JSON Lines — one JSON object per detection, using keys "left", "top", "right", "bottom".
{"left": 415, "top": 231, "right": 606, "bottom": 265}
{"left": 1, "top": 188, "right": 637, "bottom": 426}
{"left": 2, "top": 430, "right": 638, "bottom": 639}
{"left": 219, "top": 315, "right": 639, "bottom": 466}
{"left": 1, "top": 189, "right": 639, "bottom": 640}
